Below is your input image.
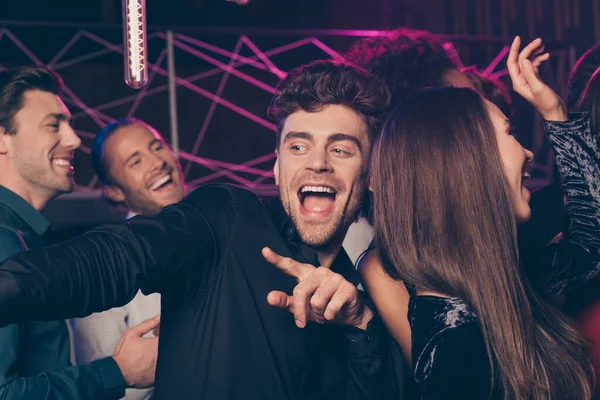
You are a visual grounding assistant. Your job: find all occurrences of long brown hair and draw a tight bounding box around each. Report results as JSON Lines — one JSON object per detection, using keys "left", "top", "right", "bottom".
{"left": 371, "top": 87, "right": 593, "bottom": 399}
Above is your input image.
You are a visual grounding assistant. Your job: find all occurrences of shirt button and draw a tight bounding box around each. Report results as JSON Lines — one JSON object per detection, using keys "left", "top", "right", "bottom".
{"left": 367, "top": 335, "right": 376, "bottom": 342}
{"left": 348, "top": 339, "right": 358, "bottom": 348}
{"left": 286, "top": 227, "right": 294, "bottom": 237}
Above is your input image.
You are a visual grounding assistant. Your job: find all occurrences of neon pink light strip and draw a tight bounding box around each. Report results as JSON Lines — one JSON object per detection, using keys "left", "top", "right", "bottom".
{"left": 310, "top": 38, "right": 344, "bottom": 60}
{"left": 2, "top": 29, "right": 43, "bottom": 65}
{"left": 170, "top": 78, "right": 276, "bottom": 131}
{"left": 81, "top": 31, "right": 276, "bottom": 131}
{"left": 178, "top": 150, "right": 273, "bottom": 177}
{"left": 64, "top": 96, "right": 117, "bottom": 124}
{"left": 180, "top": 152, "right": 255, "bottom": 186}
{"left": 51, "top": 32, "right": 161, "bottom": 70}
{"left": 168, "top": 37, "right": 276, "bottom": 94}
{"left": 128, "top": 48, "right": 168, "bottom": 118}
{"left": 71, "top": 85, "right": 167, "bottom": 119}
{"left": 47, "top": 31, "right": 84, "bottom": 67}
{"left": 249, "top": 173, "right": 272, "bottom": 188}
{"left": 240, "top": 35, "right": 286, "bottom": 79}
{"left": 178, "top": 154, "right": 257, "bottom": 186}
{"left": 87, "top": 175, "right": 98, "bottom": 189}
{"left": 183, "top": 37, "right": 245, "bottom": 178}
{"left": 483, "top": 45, "right": 510, "bottom": 75}
{"left": 78, "top": 144, "right": 91, "bottom": 154}
{"left": 54, "top": 48, "right": 115, "bottom": 70}
{"left": 61, "top": 91, "right": 114, "bottom": 122}
{"left": 490, "top": 68, "right": 509, "bottom": 79}
{"left": 75, "top": 130, "right": 96, "bottom": 139}
{"left": 187, "top": 152, "right": 276, "bottom": 187}
{"left": 70, "top": 38, "right": 315, "bottom": 119}
{"left": 173, "top": 33, "right": 271, "bottom": 72}
{"left": 61, "top": 86, "right": 107, "bottom": 127}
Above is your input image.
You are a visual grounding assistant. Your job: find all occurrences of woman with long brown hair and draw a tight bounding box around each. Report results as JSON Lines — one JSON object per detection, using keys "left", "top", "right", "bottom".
{"left": 361, "top": 37, "right": 597, "bottom": 399}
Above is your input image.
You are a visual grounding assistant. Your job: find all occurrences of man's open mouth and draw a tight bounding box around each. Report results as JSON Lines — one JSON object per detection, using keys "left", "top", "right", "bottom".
{"left": 149, "top": 173, "right": 174, "bottom": 191}
{"left": 298, "top": 185, "right": 337, "bottom": 214}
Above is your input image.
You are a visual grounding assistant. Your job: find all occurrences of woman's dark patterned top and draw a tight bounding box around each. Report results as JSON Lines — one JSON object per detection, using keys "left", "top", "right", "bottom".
{"left": 408, "top": 114, "right": 600, "bottom": 399}
{"left": 542, "top": 114, "right": 600, "bottom": 293}
{"left": 409, "top": 293, "right": 498, "bottom": 399}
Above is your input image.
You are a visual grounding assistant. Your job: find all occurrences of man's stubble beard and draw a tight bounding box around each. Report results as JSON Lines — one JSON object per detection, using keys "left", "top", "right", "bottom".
{"left": 282, "top": 181, "right": 367, "bottom": 251}
{"left": 17, "top": 156, "right": 74, "bottom": 200}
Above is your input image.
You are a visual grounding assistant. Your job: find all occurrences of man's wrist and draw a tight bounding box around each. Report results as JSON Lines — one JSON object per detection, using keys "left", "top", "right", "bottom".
{"left": 112, "top": 355, "right": 133, "bottom": 387}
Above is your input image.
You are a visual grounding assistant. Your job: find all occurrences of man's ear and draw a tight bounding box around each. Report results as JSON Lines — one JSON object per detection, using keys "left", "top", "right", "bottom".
{"left": 273, "top": 149, "right": 279, "bottom": 186}
{"left": 0, "top": 128, "right": 9, "bottom": 154}
{"left": 102, "top": 184, "right": 126, "bottom": 203}
{"left": 367, "top": 170, "right": 373, "bottom": 192}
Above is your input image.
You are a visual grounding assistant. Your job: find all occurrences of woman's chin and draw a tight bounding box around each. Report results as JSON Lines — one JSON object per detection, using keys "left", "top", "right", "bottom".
{"left": 515, "top": 205, "right": 532, "bottom": 225}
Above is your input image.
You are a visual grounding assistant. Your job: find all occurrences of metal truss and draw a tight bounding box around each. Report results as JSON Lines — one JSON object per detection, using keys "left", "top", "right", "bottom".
{"left": 0, "top": 26, "right": 573, "bottom": 194}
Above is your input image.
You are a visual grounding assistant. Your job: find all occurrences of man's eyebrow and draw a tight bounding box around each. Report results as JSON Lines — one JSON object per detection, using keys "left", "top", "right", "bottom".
{"left": 283, "top": 131, "right": 313, "bottom": 142}
{"left": 124, "top": 151, "right": 140, "bottom": 165}
{"left": 326, "top": 133, "right": 362, "bottom": 152}
{"left": 43, "top": 113, "right": 73, "bottom": 126}
{"left": 148, "top": 138, "right": 162, "bottom": 148}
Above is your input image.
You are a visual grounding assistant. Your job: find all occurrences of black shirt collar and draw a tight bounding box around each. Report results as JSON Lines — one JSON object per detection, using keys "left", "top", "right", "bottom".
{"left": 266, "top": 197, "right": 297, "bottom": 241}
{"left": 330, "top": 248, "right": 360, "bottom": 286}
{"left": 0, "top": 186, "right": 50, "bottom": 236}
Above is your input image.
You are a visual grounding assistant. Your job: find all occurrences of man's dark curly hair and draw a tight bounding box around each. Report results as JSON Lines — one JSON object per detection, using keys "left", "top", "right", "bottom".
{"left": 345, "top": 27, "right": 458, "bottom": 105}
{"left": 268, "top": 59, "right": 391, "bottom": 149}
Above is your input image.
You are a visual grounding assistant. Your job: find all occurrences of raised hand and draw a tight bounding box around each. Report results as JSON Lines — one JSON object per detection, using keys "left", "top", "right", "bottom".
{"left": 507, "top": 36, "right": 567, "bottom": 121}
{"left": 262, "top": 247, "right": 373, "bottom": 330}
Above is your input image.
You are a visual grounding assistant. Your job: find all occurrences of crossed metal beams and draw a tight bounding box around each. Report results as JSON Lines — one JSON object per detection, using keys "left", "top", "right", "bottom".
{"left": 0, "top": 28, "right": 336, "bottom": 192}
{"left": 0, "top": 26, "right": 564, "bottom": 192}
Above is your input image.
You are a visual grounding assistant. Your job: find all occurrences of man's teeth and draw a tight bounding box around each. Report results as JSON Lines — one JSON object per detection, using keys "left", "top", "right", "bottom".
{"left": 53, "top": 159, "right": 72, "bottom": 167}
{"left": 150, "top": 175, "right": 171, "bottom": 190}
{"left": 301, "top": 186, "right": 335, "bottom": 194}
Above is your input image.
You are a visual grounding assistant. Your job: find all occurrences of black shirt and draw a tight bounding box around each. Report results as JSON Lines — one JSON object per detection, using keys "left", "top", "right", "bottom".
{"left": 0, "top": 184, "right": 396, "bottom": 399}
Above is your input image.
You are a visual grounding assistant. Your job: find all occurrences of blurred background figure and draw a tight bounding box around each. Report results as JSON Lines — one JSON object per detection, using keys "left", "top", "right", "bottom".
{"left": 73, "top": 119, "right": 187, "bottom": 400}
{"left": 461, "top": 66, "right": 513, "bottom": 117}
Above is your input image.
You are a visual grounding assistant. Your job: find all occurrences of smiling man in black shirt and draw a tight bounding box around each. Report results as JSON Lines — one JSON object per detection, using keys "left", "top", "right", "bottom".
{"left": 0, "top": 60, "right": 398, "bottom": 399}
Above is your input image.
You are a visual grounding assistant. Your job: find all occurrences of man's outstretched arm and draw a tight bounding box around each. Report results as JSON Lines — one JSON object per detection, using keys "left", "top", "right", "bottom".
{"left": 0, "top": 201, "right": 216, "bottom": 326}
